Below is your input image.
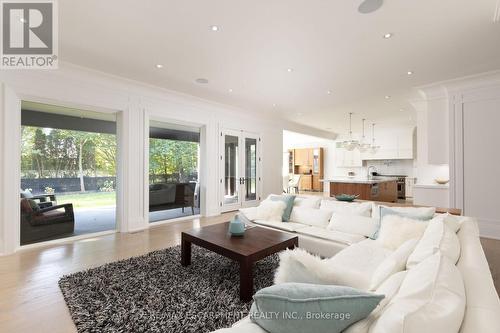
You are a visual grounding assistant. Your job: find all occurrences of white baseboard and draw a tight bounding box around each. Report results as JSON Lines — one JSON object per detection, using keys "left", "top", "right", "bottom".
{"left": 478, "top": 218, "right": 500, "bottom": 240}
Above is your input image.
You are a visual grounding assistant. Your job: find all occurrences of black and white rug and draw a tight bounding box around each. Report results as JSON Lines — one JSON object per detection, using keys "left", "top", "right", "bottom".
{"left": 59, "top": 245, "right": 279, "bottom": 333}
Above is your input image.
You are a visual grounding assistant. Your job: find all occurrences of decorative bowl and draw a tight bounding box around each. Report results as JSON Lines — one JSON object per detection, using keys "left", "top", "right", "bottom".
{"left": 335, "top": 194, "right": 359, "bottom": 202}
{"left": 435, "top": 179, "right": 449, "bottom": 185}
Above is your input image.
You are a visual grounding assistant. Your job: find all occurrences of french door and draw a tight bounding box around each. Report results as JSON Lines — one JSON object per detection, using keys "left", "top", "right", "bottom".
{"left": 220, "top": 129, "right": 261, "bottom": 212}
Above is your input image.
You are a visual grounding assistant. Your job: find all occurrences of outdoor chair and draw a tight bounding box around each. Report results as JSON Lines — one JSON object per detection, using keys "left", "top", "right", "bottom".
{"left": 20, "top": 189, "right": 57, "bottom": 209}
{"left": 20, "top": 198, "right": 75, "bottom": 245}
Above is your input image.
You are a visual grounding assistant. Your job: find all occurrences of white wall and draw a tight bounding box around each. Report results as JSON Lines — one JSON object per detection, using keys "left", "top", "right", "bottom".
{"left": 0, "top": 63, "right": 327, "bottom": 255}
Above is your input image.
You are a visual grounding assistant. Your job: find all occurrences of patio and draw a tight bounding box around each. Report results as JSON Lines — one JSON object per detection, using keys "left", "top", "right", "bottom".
{"left": 22, "top": 191, "right": 200, "bottom": 245}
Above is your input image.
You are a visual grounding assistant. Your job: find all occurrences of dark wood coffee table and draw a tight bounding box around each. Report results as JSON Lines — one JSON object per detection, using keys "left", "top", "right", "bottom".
{"left": 181, "top": 222, "right": 298, "bottom": 301}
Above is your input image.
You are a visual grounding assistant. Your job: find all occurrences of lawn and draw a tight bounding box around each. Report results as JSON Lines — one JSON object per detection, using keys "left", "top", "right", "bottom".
{"left": 57, "top": 191, "right": 116, "bottom": 209}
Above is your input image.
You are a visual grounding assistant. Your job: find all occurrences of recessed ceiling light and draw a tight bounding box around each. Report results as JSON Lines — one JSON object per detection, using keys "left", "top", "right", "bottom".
{"left": 287, "top": 68, "right": 294, "bottom": 73}
{"left": 228, "top": 88, "right": 233, "bottom": 93}
{"left": 385, "top": 95, "right": 391, "bottom": 99}
{"left": 272, "top": 103, "right": 277, "bottom": 107}
{"left": 209, "top": 25, "right": 219, "bottom": 32}
{"left": 383, "top": 33, "right": 393, "bottom": 39}
{"left": 327, "top": 90, "right": 332, "bottom": 95}
{"left": 407, "top": 71, "right": 413, "bottom": 75}
{"left": 195, "top": 78, "right": 209, "bottom": 84}
{"left": 155, "top": 64, "right": 163, "bottom": 69}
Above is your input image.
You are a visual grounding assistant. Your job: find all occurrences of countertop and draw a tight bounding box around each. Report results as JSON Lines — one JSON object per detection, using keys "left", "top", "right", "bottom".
{"left": 413, "top": 183, "right": 449, "bottom": 189}
{"left": 321, "top": 176, "right": 398, "bottom": 184}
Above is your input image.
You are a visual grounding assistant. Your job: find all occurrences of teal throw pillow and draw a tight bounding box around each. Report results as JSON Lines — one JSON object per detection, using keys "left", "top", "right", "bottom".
{"left": 250, "top": 283, "right": 384, "bottom": 333}
{"left": 269, "top": 195, "right": 295, "bottom": 222}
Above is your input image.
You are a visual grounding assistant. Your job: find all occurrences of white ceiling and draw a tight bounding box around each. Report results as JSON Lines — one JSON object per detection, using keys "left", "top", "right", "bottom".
{"left": 59, "top": 0, "right": 500, "bottom": 135}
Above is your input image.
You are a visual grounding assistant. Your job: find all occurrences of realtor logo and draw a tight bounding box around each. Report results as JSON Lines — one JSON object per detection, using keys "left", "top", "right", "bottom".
{"left": 1, "top": 0, "right": 58, "bottom": 69}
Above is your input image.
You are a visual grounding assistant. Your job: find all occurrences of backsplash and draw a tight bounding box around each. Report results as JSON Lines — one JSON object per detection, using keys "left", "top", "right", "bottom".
{"left": 365, "top": 160, "right": 416, "bottom": 177}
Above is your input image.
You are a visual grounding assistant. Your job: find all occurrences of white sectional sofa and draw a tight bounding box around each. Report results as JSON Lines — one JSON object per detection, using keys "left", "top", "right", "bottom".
{"left": 212, "top": 195, "right": 500, "bottom": 333}
{"left": 241, "top": 196, "right": 383, "bottom": 258}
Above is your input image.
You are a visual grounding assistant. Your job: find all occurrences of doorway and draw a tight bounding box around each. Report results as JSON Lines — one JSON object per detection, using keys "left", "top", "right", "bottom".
{"left": 220, "top": 129, "right": 260, "bottom": 212}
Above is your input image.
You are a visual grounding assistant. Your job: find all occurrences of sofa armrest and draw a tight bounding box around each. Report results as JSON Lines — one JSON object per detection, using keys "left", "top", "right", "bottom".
{"left": 39, "top": 203, "right": 74, "bottom": 217}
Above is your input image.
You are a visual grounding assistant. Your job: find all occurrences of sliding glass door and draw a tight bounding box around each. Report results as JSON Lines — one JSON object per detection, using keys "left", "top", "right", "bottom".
{"left": 20, "top": 101, "right": 117, "bottom": 245}
{"left": 221, "top": 129, "right": 260, "bottom": 212}
{"left": 149, "top": 121, "right": 201, "bottom": 223}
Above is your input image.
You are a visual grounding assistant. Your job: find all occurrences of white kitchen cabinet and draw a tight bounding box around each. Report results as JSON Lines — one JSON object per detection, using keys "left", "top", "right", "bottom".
{"left": 335, "top": 148, "right": 362, "bottom": 167}
{"left": 362, "top": 127, "right": 414, "bottom": 160}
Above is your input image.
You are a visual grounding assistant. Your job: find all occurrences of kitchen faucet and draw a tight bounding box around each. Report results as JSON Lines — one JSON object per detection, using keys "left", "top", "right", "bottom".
{"left": 367, "top": 166, "right": 377, "bottom": 179}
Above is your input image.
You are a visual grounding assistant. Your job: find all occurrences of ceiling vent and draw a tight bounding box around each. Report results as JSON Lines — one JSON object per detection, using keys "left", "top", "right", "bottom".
{"left": 358, "top": 0, "right": 384, "bottom": 14}
{"left": 495, "top": 0, "right": 500, "bottom": 23}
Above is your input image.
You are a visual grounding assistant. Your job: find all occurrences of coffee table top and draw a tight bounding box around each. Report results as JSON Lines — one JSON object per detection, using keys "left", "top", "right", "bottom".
{"left": 182, "top": 222, "right": 298, "bottom": 261}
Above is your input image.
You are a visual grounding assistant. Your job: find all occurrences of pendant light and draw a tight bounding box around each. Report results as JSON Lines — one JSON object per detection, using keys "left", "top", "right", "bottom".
{"left": 370, "top": 123, "right": 381, "bottom": 153}
{"left": 340, "top": 113, "right": 360, "bottom": 151}
{"left": 358, "top": 118, "right": 371, "bottom": 153}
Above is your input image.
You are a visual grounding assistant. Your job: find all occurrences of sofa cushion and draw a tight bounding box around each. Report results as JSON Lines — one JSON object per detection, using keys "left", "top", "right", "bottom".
{"left": 345, "top": 271, "right": 408, "bottom": 333}
{"left": 370, "top": 253, "right": 466, "bottom": 333}
{"left": 320, "top": 200, "right": 372, "bottom": 217}
{"left": 327, "top": 214, "right": 379, "bottom": 238}
{"left": 293, "top": 196, "right": 322, "bottom": 208}
{"left": 289, "top": 207, "right": 333, "bottom": 227}
{"left": 253, "top": 220, "right": 308, "bottom": 232}
{"left": 296, "top": 226, "right": 366, "bottom": 246}
{"left": 326, "top": 239, "right": 392, "bottom": 290}
{"left": 249, "top": 283, "right": 384, "bottom": 333}
{"left": 372, "top": 204, "right": 436, "bottom": 220}
{"left": 211, "top": 317, "right": 267, "bottom": 333}
{"left": 375, "top": 215, "right": 428, "bottom": 250}
{"left": 406, "top": 216, "right": 460, "bottom": 268}
{"left": 368, "top": 238, "right": 418, "bottom": 291}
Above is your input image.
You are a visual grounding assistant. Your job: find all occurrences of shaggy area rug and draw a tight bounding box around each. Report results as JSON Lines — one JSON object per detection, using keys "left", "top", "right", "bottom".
{"left": 59, "top": 245, "right": 279, "bottom": 333}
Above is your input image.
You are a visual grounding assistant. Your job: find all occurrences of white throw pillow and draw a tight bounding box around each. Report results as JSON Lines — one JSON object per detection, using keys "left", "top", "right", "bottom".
{"left": 252, "top": 200, "right": 286, "bottom": 222}
{"left": 289, "top": 207, "right": 333, "bottom": 227}
{"left": 406, "top": 216, "right": 461, "bottom": 268}
{"left": 321, "top": 200, "right": 372, "bottom": 217}
{"left": 327, "top": 213, "right": 379, "bottom": 238}
{"left": 370, "top": 253, "right": 466, "bottom": 333}
{"left": 372, "top": 203, "right": 435, "bottom": 220}
{"left": 344, "top": 271, "right": 408, "bottom": 333}
{"left": 239, "top": 207, "right": 258, "bottom": 221}
{"left": 434, "top": 213, "right": 463, "bottom": 233}
{"left": 369, "top": 238, "right": 418, "bottom": 291}
{"left": 293, "top": 197, "right": 321, "bottom": 209}
{"left": 376, "top": 215, "right": 428, "bottom": 251}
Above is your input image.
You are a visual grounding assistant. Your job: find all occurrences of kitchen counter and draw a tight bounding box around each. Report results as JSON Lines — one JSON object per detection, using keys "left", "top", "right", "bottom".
{"left": 413, "top": 183, "right": 449, "bottom": 189}
{"left": 321, "top": 176, "right": 398, "bottom": 184}
{"left": 323, "top": 177, "right": 398, "bottom": 203}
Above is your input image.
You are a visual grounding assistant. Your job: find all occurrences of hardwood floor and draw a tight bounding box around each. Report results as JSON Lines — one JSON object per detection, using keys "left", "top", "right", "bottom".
{"left": 0, "top": 212, "right": 499, "bottom": 333}
{"left": 0, "top": 213, "right": 235, "bottom": 333}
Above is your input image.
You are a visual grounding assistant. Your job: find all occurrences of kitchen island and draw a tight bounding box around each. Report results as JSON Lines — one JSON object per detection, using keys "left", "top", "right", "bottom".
{"left": 323, "top": 177, "right": 398, "bottom": 202}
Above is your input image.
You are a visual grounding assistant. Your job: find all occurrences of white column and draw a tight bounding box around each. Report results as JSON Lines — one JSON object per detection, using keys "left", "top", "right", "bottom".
{"left": 118, "top": 97, "right": 148, "bottom": 232}
{"left": 0, "top": 83, "right": 21, "bottom": 255}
